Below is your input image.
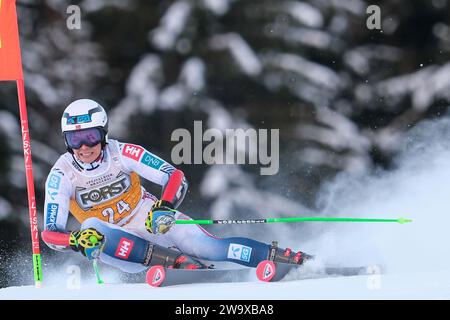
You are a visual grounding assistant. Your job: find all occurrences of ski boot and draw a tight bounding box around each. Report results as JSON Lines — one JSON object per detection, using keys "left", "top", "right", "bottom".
{"left": 143, "top": 243, "right": 207, "bottom": 270}
{"left": 268, "top": 241, "right": 314, "bottom": 265}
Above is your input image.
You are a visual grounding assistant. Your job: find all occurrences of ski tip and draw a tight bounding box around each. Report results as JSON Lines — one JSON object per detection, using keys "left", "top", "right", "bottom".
{"left": 256, "top": 260, "right": 276, "bottom": 282}
{"left": 146, "top": 265, "right": 166, "bottom": 287}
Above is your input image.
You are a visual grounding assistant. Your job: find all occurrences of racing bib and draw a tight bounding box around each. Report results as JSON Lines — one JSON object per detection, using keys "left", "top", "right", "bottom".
{"left": 69, "top": 172, "right": 142, "bottom": 225}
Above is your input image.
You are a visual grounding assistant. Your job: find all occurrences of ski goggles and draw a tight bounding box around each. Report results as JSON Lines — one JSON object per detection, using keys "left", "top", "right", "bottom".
{"left": 64, "top": 128, "right": 103, "bottom": 149}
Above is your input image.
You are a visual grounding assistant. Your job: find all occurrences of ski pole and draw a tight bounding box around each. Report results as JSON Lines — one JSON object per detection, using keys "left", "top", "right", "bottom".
{"left": 89, "top": 236, "right": 104, "bottom": 284}
{"left": 92, "top": 260, "right": 104, "bottom": 285}
{"left": 175, "top": 216, "right": 412, "bottom": 225}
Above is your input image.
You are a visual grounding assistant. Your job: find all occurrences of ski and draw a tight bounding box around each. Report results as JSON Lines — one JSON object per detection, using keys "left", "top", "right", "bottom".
{"left": 146, "top": 261, "right": 371, "bottom": 287}
{"left": 256, "top": 260, "right": 369, "bottom": 282}
{"left": 146, "top": 265, "right": 254, "bottom": 287}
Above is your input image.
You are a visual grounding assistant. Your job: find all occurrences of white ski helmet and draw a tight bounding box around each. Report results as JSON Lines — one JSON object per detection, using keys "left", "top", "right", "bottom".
{"left": 61, "top": 99, "right": 108, "bottom": 150}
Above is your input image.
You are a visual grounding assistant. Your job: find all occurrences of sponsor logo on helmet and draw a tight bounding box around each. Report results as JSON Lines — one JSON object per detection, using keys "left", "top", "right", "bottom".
{"left": 62, "top": 106, "right": 105, "bottom": 130}
{"left": 66, "top": 114, "right": 92, "bottom": 125}
{"left": 75, "top": 172, "right": 132, "bottom": 209}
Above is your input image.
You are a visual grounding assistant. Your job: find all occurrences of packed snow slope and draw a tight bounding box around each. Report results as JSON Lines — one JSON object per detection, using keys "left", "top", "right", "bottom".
{"left": 2, "top": 115, "right": 450, "bottom": 299}
{"left": 1, "top": 269, "right": 450, "bottom": 299}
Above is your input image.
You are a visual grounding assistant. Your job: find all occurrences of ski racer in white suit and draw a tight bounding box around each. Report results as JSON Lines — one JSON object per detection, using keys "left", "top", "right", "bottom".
{"left": 41, "top": 99, "right": 311, "bottom": 272}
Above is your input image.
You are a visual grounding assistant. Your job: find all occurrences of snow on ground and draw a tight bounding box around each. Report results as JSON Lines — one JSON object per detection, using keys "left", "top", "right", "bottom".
{"left": 1, "top": 270, "right": 450, "bottom": 300}
{"left": 3, "top": 115, "right": 450, "bottom": 300}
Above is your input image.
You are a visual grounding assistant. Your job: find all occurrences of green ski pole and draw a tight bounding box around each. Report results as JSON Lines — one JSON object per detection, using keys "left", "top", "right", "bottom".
{"left": 92, "top": 260, "right": 104, "bottom": 285}
{"left": 89, "top": 235, "right": 104, "bottom": 284}
{"left": 175, "top": 216, "right": 412, "bottom": 225}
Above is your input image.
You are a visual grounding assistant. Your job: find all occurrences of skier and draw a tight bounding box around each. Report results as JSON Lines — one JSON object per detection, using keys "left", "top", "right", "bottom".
{"left": 41, "top": 99, "right": 312, "bottom": 273}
